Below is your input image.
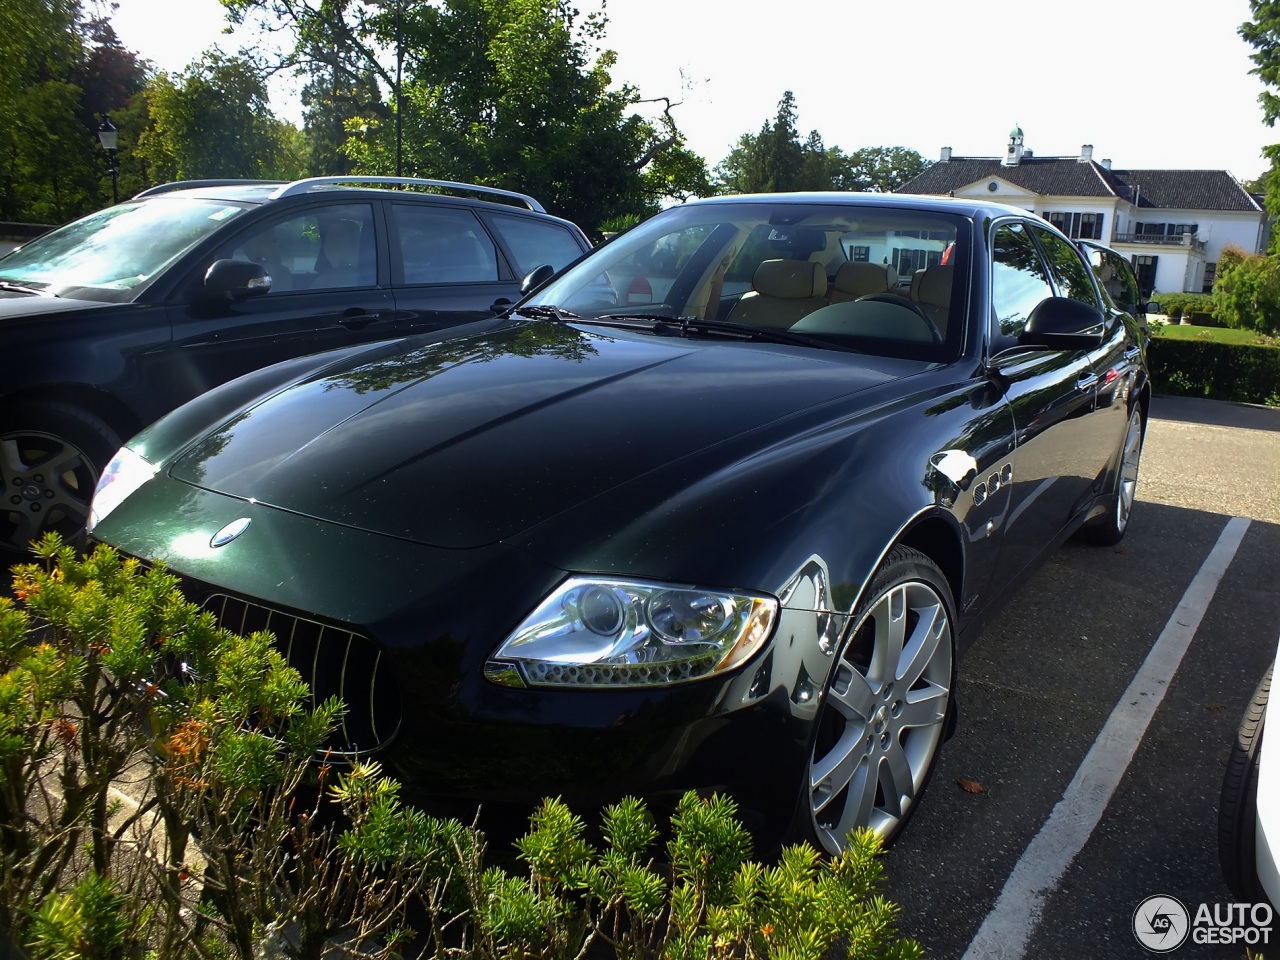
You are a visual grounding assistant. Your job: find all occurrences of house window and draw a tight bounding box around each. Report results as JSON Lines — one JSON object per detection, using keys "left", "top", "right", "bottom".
{"left": 1203, "top": 262, "right": 1216, "bottom": 293}
{"left": 1046, "top": 211, "right": 1103, "bottom": 240}
{"left": 851, "top": 246, "right": 870, "bottom": 262}
{"left": 1132, "top": 254, "right": 1158, "bottom": 298}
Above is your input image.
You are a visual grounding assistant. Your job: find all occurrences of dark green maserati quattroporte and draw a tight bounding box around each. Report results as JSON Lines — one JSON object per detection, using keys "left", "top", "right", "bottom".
{"left": 87, "top": 192, "right": 1149, "bottom": 854}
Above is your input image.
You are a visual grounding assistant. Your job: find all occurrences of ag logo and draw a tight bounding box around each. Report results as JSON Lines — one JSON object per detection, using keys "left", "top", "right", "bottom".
{"left": 1133, "top": 895, "right": 1190, "bottom": 952}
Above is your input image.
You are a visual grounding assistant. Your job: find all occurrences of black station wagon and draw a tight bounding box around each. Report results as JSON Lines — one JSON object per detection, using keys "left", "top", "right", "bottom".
{"left": 0, "top": 176, "right": 591, "bottom": 553}
{"left": 87, "top": 192, "right": 1149, "bottom": 855}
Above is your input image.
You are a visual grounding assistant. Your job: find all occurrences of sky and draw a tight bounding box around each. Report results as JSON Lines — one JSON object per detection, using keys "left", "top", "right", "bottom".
{"left": 108, "top": 0, "right": 1277, "bottom": 183}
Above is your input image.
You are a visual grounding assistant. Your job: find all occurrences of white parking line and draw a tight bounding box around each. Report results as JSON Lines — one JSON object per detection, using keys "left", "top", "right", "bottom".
{"left": 961, "top": 516, "right": 1251, "bottom": 960}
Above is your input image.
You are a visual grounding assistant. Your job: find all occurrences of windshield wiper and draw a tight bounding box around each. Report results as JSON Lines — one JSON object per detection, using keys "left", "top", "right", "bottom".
{"left": 591, "top": 314, "right": 847, "bottom": 351}
{"left": 512, "top": 303, "right": 580, "bottom": 321}
{"left": 0, "top": 279, "right": 47, "bottom": 296}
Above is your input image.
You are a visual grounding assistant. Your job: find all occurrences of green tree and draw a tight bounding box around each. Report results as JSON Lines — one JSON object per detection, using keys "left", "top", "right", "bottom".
{"left": 1241, "top": 2, "right": 1280, "bottom": 251}
{"left": 135, "top": 53, "right": 302, "bottom": 182}
{"left": 0, "top": 0, "right": 90, "bottom": 220}
{"left": 219, "top": 0, "right": 706, "bottom": 232}
{"left": 714, "top": 92, "right": 929, "bottom": 195}
{"left": 846, "top": 145, "right": 931, "bottom": 193}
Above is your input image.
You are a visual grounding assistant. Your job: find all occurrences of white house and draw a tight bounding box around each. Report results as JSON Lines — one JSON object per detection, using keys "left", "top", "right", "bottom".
{"left": 896, "top": 127, "right": 1268, "bottom": 296}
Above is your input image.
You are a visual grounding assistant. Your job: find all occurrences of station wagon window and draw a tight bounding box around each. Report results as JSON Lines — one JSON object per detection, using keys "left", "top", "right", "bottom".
{"left": 490, "top": 214, "right": 585, "bottom": 276}
{"left": 1031, "top": 227, "right": 1099, "bottom": 308}
{"left": 991, "top": 223, "right": 1054, "bottom": 341}
{"left": 393, "top": 205, "right": 499, "bottom": 284}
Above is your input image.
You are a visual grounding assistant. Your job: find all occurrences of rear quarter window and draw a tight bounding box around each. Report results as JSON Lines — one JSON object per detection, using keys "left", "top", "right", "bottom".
{"left": 489, "top": 215, "right": 587, "bottom": 276}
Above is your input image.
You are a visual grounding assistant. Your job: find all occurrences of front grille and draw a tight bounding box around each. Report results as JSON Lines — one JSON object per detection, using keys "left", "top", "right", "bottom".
{"left": 202, "top": 593, "right": 401, "bottom": 756}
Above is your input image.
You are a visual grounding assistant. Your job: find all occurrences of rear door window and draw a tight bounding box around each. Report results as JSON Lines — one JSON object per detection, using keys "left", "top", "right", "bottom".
{"left": 392, "top": 205, "right": 500, "bottom": 285}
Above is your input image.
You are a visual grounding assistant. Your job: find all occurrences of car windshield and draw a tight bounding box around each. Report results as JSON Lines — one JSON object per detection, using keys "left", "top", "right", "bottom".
{"left": 529, "top": 200, "right": 968, "bottom": 362}
{"left": 0, "top": 197, "right": 251, "bottom": 301}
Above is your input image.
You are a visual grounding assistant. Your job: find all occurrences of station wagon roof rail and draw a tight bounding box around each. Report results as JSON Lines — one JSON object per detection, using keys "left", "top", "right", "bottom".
{"left": 270, "top": 176, "right": 544, "bottom": 212}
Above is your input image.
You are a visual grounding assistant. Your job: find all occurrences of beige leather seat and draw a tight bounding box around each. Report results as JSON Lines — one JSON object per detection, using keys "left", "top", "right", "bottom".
{"left": 916, "top": 262, "right": 954, "bottom": 336}
{"left": 726, "top": 259, "right": 827, "bottom": 328}
{"left": 829, "top": 262, "right": 898, "bottom": 303}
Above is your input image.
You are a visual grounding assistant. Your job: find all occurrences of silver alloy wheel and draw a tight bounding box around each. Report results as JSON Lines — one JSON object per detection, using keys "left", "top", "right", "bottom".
{"left": 1114, "top": 407, "right": 1143, "bottom": 534}
{"left": 0, "top": 429, "right": 97, "bottom": 550}
{"left": 808, "top": 570, "right": 953, "bottom": 853}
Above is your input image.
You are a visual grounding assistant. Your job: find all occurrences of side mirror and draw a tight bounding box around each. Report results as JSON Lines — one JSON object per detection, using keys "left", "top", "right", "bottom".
{"left": 1020, "top": 296, "right": 1105, "bottom": 350}
{"left": 1144, "top": 300, "right": 1160, "bottom": 315}
{"left": 204, "top": 259, "right": 271, "bottom": 300}
{"left": 520, "top": 263, "right": 556, "bottom": 295}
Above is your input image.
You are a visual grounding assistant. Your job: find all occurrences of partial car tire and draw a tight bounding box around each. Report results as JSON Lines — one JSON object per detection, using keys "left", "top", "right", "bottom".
{"left": 793, "top": 545, "right": 955, "bottom": 854}
{"left": 0, "top": 401, "right": 122, "bottom": 554}
{"left": 1081, "top": 403, "right": 1144, "bottom": 546}
{"left": 1219, "top": 664, "right": 1271, "bottom": 904}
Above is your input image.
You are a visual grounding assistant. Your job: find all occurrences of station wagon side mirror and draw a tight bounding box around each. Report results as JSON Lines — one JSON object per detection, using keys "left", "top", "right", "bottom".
{"left": 1020, "top": 296, "right": 1105, "bottom": 350}
{"left": 204, "top": 259, "right": 271, "bottom": 300}
{"left": 520, "top": 263, "right": 556, "bottom": 295}
{"left": 1144, "top": 300, "right": 1160, "bottom": 314}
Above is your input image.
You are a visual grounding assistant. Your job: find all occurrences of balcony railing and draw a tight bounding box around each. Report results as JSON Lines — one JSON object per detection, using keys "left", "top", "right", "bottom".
{"left": 1113, "top": 232, "right": 1206, "bottom": 252}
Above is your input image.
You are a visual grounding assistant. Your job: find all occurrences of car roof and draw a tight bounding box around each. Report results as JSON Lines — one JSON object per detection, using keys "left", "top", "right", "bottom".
{"left": 684, "top": 190, "right": 1045, "bottom": 221}
{"left": 133, "top": 176, "right": 552, "bottom": 215}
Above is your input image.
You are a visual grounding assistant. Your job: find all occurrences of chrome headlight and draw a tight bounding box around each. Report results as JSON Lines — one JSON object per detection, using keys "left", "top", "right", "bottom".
{"left": 87, "top": 446, "right": 158, "bottom": 533}
{"left": 485, "top": 577, "right": 778, "bottom": 688}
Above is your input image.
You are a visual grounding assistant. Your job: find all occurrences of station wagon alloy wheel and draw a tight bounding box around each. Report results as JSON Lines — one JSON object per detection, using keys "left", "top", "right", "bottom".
{"left": 0, "top": 403, "right": 119, "bottom": 553}
{"left": 805, "top": 547, "right": 955, "bottom": 853}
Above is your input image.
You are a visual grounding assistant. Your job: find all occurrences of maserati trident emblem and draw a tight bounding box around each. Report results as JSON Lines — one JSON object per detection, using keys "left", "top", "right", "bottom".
{"left": 210, "top": 517, "right": 252, "bottom": 548}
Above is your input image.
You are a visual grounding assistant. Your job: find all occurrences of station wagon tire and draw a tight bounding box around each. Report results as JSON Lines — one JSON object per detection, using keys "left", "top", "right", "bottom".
{"left": 793, "top": 545, "right": 956, "bottom": 854}
{"left": 1218, "top": 664, "right": 1270, "bottom": 903}
{"left": 1082, "top": 403, "right": 1143, "bottom": 546}
{"left": 0, "top": 401, "right": 122, "bottom": 554}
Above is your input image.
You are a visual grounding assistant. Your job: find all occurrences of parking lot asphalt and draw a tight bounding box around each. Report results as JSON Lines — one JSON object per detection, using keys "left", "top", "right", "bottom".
{"left": 883, "top": 395, "right": 1280, "bottom": 958}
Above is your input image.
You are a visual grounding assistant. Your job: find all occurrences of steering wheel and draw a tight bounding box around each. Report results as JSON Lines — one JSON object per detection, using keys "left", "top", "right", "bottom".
{"left": 855, "top": 293, "right": 943, "bottom": 345}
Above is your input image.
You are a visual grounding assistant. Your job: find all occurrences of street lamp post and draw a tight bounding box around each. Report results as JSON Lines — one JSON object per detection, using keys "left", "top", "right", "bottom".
{"left": 96, "top": 115, "right": 119, "bottom": 205}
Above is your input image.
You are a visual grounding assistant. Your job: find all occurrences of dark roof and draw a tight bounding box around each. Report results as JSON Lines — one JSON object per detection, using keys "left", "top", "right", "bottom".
{"left": 1108, "top": 169, "right": 1262, "bottom": 211}
{"left": 899, "top": 157, "right": 1125, "bottom": 199}
{"left": 898, "top": 157, "right": 1261, "bottom": 212}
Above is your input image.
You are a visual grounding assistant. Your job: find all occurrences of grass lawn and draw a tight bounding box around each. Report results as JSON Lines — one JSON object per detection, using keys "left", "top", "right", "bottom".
{"left": 1150, "top": 322, "right": 1280, "bottom": 348}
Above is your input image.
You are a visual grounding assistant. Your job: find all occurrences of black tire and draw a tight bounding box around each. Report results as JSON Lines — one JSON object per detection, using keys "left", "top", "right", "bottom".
{"left": 0, "top": 401, "right": 123, "bottom": 554}
{"left": 1081, "top": 403, "right": 1143, "bottom": 546}
{"left": 791, "top": 545, "right": 956, "bottom": 854}
{"left": 1219, "top": 664, "right": 1272, "bottom": 905}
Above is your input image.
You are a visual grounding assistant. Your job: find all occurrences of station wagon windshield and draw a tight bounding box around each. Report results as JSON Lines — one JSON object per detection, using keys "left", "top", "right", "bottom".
{"left": 0, "top": 198, "right": 250, "bottom": 301}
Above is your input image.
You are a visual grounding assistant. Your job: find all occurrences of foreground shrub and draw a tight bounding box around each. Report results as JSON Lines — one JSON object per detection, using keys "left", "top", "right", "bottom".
{"left": 1, "top": 538, "right": 923, "bottom": 960}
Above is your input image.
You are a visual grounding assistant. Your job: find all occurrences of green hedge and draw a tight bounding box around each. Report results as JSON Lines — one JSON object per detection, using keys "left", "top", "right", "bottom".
{"left": 1153, "top": 291, "right": 1216, "bottom": 322}
{"left": 1146, "top": 335, "right": 1280, "bottom": 405}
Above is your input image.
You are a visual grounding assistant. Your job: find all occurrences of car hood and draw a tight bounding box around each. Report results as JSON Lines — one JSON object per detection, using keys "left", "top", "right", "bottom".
{"left": 169, "top": 321, "right": 919, "bottom": 548}
{"left": 0, "top": 292, "right": 108, "bottom": 316}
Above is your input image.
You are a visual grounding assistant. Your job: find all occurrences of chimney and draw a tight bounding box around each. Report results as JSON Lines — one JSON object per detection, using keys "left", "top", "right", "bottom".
{"left": 1101, "top": 158, "right": 1112, "bottom": 170}
{"left": 1079, "top": 144, "right": 1094, "bottom": 163}
{"left": 940, "top": 146, "right": 952, "bottom": 162}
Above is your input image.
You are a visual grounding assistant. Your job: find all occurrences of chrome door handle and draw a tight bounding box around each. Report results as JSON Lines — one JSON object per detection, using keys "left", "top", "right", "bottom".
{"left": 1076, "top": 372, "right": 1099, "bottom": 392}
